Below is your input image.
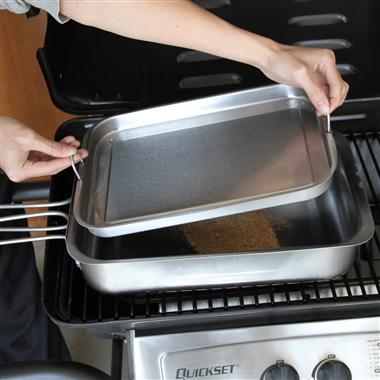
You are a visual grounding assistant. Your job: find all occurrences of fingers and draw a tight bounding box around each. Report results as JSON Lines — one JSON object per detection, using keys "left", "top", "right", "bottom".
{"left": 0, "top": 117, "right": 89, "bottom": 182}
{"left": 291, "top": 49, "right": 347, "bottom": 115}
{"left": 316, "top": 51, "right": 349, "bottom": 113}
{"left": 72, "top": 148, "right": 89, "bottom": 163}
{"left": 307, "top": 86, "right": 331, "bottom": 116}
{"left": 59, "top": 135, "right": 81, "bottom": 149}
{"left": 19, "top": 149, "right": 89, "bottom": 180}
{"left": 262, "top": 45, "right": 348, "bottom": 116}
{"left": 36, "top": 135, "right": 86, "bottom": 162}
{"left": 47, "top": 149, "right": 89, "bottom": 176}
{"left": 324, "top": 70, "right": 349, "bottom": 114}
{"left": 36, "top": 135, "right": 78, "bottom": 158}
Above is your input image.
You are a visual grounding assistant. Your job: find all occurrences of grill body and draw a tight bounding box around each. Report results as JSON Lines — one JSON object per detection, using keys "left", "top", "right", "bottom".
{"left": 43, "top": 99, "right": 380, "bottom": 339}
{"left": 38, "top": 1, "right": 380, "bottom": 378}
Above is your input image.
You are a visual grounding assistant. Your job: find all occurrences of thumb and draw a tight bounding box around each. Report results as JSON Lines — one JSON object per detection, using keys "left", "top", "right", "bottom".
{"left": 308, "top": 88, "right": 330, "bottom": 116}
{"left": 36, "top": 135, "right": 78, "bottom": 158}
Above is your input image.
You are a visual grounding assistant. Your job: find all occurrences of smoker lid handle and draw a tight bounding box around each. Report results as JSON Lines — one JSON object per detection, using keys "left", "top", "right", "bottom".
{"left": 0, "top": 360, "right": 113, "bottom": 380}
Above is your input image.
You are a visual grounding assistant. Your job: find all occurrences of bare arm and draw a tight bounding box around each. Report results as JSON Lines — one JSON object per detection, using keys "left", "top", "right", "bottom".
{"left": 0, "top": 117, "right": 88, "bottom": 182}
{"left": 60, "top": 0, "right": 348, "bottom": 115}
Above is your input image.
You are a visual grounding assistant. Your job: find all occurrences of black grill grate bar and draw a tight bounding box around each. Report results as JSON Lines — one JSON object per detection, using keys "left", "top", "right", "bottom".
{"left": 353, "top": 260, "right": 368, "bottom": 298}
{"left": 283, "top": 284, "right": 291, "bottom": 305}
{"left": 349, "top": 130, "right": 380, "bottom": 215}
{"left": 98, "top": 294, "right": 103, "bottom": 322}
{"left": 362, "top": 237, "right": 380, "bottom": 295}
{"left": 313, "top": 282, "right": 321, "bottom": 302}
{"left": 222, "top": 288, "right": 229, "bottom": 310}
{"left": 364, "top": 129, "right": 380, "bottom": 178}
{"left": 252, "top": 286, "right": 260, "bottom": 307}
{"left": 177, "top": 292, "right": 183, "bottom": 314}
{"left": 238, "top": 287, "right": 245, "bottom": 308}
{"left": 207, "top": 289, "right": 214, "bottom": 311}
{"left": 300, "top": 283, "right": 309, "bottom": 303}
{"left": 145, "top": 293, "right": 151, "bottom": 317}
{"left": 374, "top": 230, "right": 380, "bottom": 259}
{"left": 374, "top": 127, "right": 380, "bottom": 145}
{"left": 192, "top": 290, "right": 199, "bottom": 313}
{"left": 328, "top": 280, "right": 338, "bottom": 300}
{"left": 268, "top": 285, "right": 275, "bottom": 306}
{"left": 160, "top": 293, "right": 167, "bottom": 316}
{"left": 130, "top": 294, "right": 135, "bottom": 318}
{"left": 82, "top": 283, "right": 89, "bottom": 322}
{"left": 114, "top": 296, "right": 119, "bottom": 320}
{"left": 66, "top": 256, "right": 75, "bottom": 322}
{"left": 342, "top": 274, "right": 353, "bottom": 299}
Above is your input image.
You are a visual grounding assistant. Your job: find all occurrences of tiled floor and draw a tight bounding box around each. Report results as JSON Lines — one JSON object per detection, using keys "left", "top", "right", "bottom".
{"left": 34, "top": 241, "right": 129, "bottom": 379}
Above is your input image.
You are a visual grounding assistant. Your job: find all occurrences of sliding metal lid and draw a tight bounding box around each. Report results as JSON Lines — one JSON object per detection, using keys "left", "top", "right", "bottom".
{"left": 72, "top": 84, "right": 337, "bottom": 238}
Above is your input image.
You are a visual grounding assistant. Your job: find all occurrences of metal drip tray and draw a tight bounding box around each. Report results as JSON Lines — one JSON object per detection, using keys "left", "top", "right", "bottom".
{"left": 72, "top": 84, "right": 336, "bottom": 237}
{"left": 65, "top": 132, "right": 373, "bottom": 294}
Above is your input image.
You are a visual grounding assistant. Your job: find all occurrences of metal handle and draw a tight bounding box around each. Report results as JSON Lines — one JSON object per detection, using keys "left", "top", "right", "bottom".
{"left": 0, "top": 199, "right": 70, "bottom": 246}
{"left": 70, "top": 155, "right": 82, "bottom": 181}
{"left": 326, "top": 111, "right": 331, "bottom": 133}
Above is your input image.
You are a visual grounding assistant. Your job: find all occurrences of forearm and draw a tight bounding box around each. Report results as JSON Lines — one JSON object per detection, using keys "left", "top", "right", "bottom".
{"left": 59, "top": 0, "right": 348, "bottom": 114}
{"left": 60, "top": 0, "right": 276, "bottom": 70}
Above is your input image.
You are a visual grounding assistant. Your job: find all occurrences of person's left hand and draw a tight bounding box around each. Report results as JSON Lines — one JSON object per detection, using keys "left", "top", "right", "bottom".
{"left": 0, "top": 117, "right": 89, "bottom": 182}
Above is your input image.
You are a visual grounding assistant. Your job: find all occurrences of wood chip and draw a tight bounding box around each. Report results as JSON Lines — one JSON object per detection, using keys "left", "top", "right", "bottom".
{"left": 180, "top": 210, "right": 280, "bottom": 254}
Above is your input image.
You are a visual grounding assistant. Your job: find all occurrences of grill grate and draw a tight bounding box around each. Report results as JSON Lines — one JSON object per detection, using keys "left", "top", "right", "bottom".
{"left": 52, "top": 199, "right": 380, "bottom": 324}
{"left": 43, "top": 105, "right": 380, "bottom": 335}
{"left": 54, "top": 238, "right": 379, "bottom": 324}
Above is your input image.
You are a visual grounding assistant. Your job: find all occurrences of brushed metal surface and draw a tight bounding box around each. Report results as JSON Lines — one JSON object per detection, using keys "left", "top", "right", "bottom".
{"left": 65, "top": 133, "right": 373, "bottom": 293}
{"left": 128, "top": 317, "right": 379, "bottom": 380}
{"left": 73, "top": 84, "right": 336, "bottom": 237}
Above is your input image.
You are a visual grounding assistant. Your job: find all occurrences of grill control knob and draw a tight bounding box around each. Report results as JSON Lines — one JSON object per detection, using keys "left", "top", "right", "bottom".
{"left": 312, "top": 356, "right": 352, "bottom": 380}
{"left": 260, "top": 360, "right": 300, "bottom": 380}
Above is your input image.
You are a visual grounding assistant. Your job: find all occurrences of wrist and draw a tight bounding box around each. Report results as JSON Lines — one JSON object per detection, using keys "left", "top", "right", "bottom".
{"left": 244, "top": 33, "right": 282, "bottom": 71}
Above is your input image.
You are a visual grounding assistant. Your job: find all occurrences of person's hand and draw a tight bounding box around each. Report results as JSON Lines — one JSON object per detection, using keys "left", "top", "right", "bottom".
{"left": 259, "top": 43, "right": 349, "bottom": 116}
{"left": 0, "top": 117, "right": 88, "bottom": 182}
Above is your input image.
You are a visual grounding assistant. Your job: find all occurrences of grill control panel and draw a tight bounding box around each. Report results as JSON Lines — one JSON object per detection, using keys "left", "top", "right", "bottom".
{"left": 129, "top": 317, "right": 380, "bottom": 380}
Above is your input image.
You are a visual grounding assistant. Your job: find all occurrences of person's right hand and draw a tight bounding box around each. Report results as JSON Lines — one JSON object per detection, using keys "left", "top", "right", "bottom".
{"left": 259, "top": 43, "right": 349, "bottom": 116}
{"left": 0, "top": 117, "right": 88, "bottom": 182}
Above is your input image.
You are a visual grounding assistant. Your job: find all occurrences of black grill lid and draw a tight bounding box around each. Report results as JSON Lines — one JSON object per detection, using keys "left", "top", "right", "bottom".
{"left": 36, "top": 1, "right": 380, "bottom": 115}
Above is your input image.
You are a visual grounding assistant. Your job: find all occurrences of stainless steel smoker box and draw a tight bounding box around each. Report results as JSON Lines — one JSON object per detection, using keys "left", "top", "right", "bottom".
{"left": 66, "top": 132, "right": 374, "bottom": 294}
{"left": 72, "top": 84, "right": 337, "bottom": 238}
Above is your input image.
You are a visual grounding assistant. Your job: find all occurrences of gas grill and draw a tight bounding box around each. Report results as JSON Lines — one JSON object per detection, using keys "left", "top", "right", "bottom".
{"left": 2, "top": 0, "right": 380, "bottom": 378}
{"left": 41, "top": 0, "right": 380, "bottom": 377}
{"left": 40, "top": 98, "right": 380, "bottom": 379}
